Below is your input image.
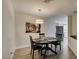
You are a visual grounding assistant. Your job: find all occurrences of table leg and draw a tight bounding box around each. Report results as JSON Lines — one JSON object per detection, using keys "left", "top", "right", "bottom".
{"left": 41, "top": 44, "right": 57, "bottom": 59}
{"left": 43, "top": 49, "right": 47, "bottom": 59}
{"left": 47, "top": 47, "right": 57, "bottom": 54}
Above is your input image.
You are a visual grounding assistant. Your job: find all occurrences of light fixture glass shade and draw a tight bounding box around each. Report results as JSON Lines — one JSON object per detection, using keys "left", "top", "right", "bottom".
{"left": 36, "top": 19, "right": 44, "bottom": 24}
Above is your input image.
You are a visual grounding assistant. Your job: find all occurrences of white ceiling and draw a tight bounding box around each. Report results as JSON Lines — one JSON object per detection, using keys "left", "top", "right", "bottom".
{"left": 13, "top": 0, "right": 77, "bottom": 17}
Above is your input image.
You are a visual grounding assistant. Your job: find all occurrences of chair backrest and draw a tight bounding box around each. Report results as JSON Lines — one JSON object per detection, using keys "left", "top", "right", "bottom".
{"left": 29, "top": 35, "right": 34, "bottom": 48}
{"left": 39, "top": 33, "right": 45, "bottom": 39}
{"left": 56, "top": 34, "right": 63, "bottom": 41}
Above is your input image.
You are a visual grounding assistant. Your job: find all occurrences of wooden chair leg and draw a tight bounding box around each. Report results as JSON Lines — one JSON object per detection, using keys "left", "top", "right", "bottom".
{"left": 41, "top": 49, "right": 42, "bottom": 56}
{"left": 32, "top": 49, "right": 34, "bottom": 59}
{"left": 55, "top": 45, "right": 57, "bottom": 52}
{"left": 30, "top": 48, "right": 32, "bottom": 54}
{"left": 60, "top": 44, "right": 61, "bottom": 50}
{"left": 43, "top": 49, "right": 47, "bottom": 59}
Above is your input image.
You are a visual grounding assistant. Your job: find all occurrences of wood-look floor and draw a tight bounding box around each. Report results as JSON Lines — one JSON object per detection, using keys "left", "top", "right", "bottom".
{"left": 13, "top": 38, "right": 77, "bottom": 59}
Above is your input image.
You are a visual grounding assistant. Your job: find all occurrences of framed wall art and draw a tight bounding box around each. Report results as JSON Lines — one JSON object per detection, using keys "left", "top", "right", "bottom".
{"left": 25, "top": 22, "right": 41, "bottom": 33}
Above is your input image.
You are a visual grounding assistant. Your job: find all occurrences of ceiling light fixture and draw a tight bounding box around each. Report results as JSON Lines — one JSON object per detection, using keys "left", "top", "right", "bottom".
{"left": 43, "top": 0, "right": 53, "bottom": 3}
{"left": 36, "top": 9, "right": 44, "bottom": 24}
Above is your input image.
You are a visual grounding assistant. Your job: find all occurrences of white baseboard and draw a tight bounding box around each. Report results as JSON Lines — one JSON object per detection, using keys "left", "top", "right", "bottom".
{"left": 10, "top": 48, "right": 15, "bottom": 59}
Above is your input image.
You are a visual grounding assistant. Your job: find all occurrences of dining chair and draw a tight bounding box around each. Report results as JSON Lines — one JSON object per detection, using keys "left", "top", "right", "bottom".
{"left": 39, "top": 33, "right": 45, "bottom": 39}
{"left": 51, "top": 37, "right": 62, "bottom": 52}
{"left": 51, "top": 40, "right": 61, "bottom": 52}
{"left": 29, "top": 36, "right": 42, "bottom": 59}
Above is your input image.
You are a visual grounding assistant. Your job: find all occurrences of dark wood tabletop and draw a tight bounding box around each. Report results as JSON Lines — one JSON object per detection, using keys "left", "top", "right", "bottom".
{"left": 34, "top": 37, "right": 57, "bottom": 44}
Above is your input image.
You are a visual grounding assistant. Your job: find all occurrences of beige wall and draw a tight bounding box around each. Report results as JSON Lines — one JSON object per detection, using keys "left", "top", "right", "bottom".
{"left": 2, "top": 0, "right": 15, "bottom": 59}
{"left": 15, "top": 12, "right": 40, "bottom": 48}
{"left": 68, "top": 13, "right": 77, "bottom": 56}
{"left": 72, "top": 14, "right": 77, "bottom": 35}
{"left": 68, "top": 16, "right": 72, "bottom": 36}
{"left": 68, "top": 13, "right": 77, "bottom": 36}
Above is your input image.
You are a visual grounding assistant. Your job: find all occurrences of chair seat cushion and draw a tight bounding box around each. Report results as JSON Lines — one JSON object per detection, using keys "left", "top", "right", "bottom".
{"left": 52, "top": 41, "right": 60, "bottom": 45}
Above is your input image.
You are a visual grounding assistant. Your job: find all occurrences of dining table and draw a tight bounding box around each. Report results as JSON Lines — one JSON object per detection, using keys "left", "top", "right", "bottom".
{"left": 34, "top": 37, "right": 57, "bottom": 59}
